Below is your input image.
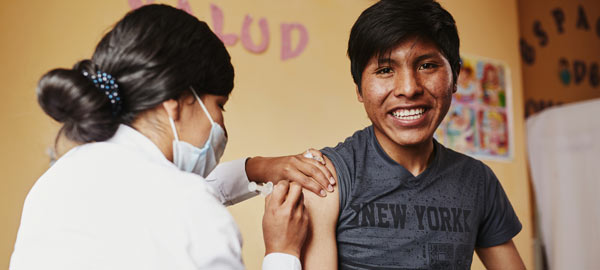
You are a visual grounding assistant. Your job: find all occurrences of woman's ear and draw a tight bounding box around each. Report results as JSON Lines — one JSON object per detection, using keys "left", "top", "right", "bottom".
{"left": 162, "top": 99, "right": 180, "bottom": 121}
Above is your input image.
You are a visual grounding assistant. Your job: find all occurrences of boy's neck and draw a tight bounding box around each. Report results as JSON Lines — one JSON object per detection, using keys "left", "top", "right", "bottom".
{"left": 374, "top": 131, "right": 435, "bottom": 177}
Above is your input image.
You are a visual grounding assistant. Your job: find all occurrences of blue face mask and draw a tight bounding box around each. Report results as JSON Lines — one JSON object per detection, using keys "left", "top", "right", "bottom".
{"left": 169, "top": 90, "right": 227, "bottom": 177}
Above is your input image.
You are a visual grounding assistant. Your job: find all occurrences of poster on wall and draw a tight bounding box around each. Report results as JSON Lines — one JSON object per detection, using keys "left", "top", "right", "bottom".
{"left": 435, "top": 54, "right": 514, "bottom": 161}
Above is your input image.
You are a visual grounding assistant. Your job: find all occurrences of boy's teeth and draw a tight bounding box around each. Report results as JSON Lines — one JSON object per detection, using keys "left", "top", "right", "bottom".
{"left": 392, "top": 108, "right": 425, "bottom": 119}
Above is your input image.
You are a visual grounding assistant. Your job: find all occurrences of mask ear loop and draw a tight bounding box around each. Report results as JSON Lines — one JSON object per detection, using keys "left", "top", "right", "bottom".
{"left": 190, "top": 87, "right": 215, "bottom": 125}
{"left": 168, "top": 117, "right": 180, "bottom": 141}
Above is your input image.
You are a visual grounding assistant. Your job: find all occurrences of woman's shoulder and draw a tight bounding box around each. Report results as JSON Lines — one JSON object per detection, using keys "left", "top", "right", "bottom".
{"left": 42, "top": 141, "right": 221, "bottom": 206}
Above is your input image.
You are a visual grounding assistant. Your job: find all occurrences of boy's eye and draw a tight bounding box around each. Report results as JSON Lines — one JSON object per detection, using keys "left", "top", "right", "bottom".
{"left": 219, "top": 104, "right": 226, "bottom": 112}
{"left": 419, "top": 63, "right": 438, "bottom": 70}
{"left": 376, "top": 67, "right": 393, "bottom": 74}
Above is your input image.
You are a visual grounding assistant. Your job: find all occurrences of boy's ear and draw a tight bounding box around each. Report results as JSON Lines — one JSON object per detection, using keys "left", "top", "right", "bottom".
{"left": 452, "top": 83, "right": 458, "bottom": 93}
{"left": 356, "top": 85, "right": 364, "bottom": 103}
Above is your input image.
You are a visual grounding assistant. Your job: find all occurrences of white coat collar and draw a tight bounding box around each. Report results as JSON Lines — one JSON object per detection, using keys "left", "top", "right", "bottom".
{"left": 107, "top": 124, "right": 175, "bottom": 168}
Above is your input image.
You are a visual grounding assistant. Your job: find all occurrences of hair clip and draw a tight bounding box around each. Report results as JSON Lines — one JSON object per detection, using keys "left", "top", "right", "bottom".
{"left": 82, "top": 70, "right": 122, "bottom": 116}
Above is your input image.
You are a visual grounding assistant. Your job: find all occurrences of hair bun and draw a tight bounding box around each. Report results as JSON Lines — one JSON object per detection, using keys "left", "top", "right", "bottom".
{"left": 37, "top": 61, "right": 119, "bottom": 143}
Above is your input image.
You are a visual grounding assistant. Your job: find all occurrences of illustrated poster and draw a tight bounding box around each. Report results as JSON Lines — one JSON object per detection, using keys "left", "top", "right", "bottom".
{"left": 435, "top": 54, "right": 513, "bottom": 161}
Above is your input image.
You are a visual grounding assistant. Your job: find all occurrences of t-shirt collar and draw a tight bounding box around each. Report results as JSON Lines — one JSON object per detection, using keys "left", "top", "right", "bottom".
{"left": 369, "top": 125, "right": 442, "bottom": 181}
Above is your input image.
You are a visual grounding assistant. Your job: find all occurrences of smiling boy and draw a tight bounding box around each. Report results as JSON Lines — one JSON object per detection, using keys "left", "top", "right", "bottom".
{"left": 301, "top": 0, "right": 525, "bottom": 269}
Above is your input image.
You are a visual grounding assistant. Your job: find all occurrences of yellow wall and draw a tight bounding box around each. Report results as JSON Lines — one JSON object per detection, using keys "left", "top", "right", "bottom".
{"left": 518, "top": 0, "right": 600, "bottom": 117}
{"left": 0, "top": 0, "right": 532, "bottom": 269}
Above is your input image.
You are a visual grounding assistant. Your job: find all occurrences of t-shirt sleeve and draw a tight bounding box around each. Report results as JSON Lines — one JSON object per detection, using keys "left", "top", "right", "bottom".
{"left": 321, "top": 145, "right": 353, "bottom": 209}
{"left": 476, "top": 163, "right": 522, "bottom": 248}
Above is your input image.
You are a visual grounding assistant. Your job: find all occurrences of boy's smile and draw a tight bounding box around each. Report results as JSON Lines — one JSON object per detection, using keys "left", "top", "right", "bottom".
{"left": 358, "top": 36, "right": 456, "bottom": 152}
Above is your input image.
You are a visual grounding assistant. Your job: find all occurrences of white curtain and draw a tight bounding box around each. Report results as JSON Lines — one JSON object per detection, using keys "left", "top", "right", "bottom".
{"left": 527, "top": 99, "right": 600, "bottom": 270}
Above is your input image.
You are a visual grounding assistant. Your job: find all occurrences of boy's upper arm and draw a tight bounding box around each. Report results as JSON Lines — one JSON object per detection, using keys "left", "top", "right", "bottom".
{"left": 301, "top": 155, "right": 339, "bottom": 270}
{"left": 475, "top": 240, "right": 525, "bottom": 269}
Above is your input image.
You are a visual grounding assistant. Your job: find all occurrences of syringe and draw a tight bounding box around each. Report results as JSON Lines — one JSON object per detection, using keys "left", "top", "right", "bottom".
{"left": 248, "top": 181, "right": 274, "bottom": 196}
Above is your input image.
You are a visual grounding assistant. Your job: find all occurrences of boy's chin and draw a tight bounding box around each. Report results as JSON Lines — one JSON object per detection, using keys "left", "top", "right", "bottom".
{"left": 388, "top": 133, "right": 435, "bottom": 148}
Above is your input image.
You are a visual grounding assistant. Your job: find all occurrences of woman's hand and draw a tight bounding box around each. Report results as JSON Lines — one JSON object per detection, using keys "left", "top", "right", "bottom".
{"left": 263, "top": 181, "right": 309, "bottom": 258}
{"left": 246, "top": 149, "right": 335, "bottom": 197}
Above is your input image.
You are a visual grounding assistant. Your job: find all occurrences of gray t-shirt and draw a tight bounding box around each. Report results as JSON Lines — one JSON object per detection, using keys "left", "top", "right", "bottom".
{"left": 322, "top": 126, "right": 521, "bottom": 270}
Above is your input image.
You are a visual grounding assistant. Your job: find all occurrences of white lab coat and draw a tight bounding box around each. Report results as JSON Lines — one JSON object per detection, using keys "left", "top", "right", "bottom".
{"left": 527, "top": 99, "right": 600, "bottom": 270}
{"left": 10, "top": 124, "right": 300, "bottom": 270}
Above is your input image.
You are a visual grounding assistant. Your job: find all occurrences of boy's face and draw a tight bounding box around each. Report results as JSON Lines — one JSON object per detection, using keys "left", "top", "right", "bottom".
{"left": 358, "top": 36, "right": 455, "bottom": 149}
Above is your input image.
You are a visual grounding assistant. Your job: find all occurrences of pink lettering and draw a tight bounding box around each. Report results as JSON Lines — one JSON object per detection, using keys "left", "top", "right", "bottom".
{"left": 281, "top": 23, "right": 309, "bottom": 61}
{"left": 177, "top": 0, "right": 193, "bottom": 15}
{"left": 241, "top": 15, "right": 269, "bottom": 54}
{"left": 210, "top": 4, "right": 238, "bottom": 46}
{"left": 126, "top": 2, "right": 309, "bottom": 59}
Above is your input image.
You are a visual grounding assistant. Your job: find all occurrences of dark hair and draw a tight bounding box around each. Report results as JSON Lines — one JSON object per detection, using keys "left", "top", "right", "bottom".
{"left": 37, "top": 4, "right": 234, "bottom": 143}
{"left": 347, "top": 0, "right": 460, "bottom": 92}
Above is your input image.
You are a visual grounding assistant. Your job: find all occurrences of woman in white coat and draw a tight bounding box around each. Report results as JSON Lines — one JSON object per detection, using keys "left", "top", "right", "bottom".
{"left": 10, "top": 4, "right": 334, "bottom": 270}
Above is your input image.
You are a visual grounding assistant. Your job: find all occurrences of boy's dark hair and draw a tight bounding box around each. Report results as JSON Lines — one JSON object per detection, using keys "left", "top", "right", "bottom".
{"left": 348, "top": 0, "right": 460, "bottom": 92}
{"left": 37, "top": 4, "right": 234, "bottom": 143}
